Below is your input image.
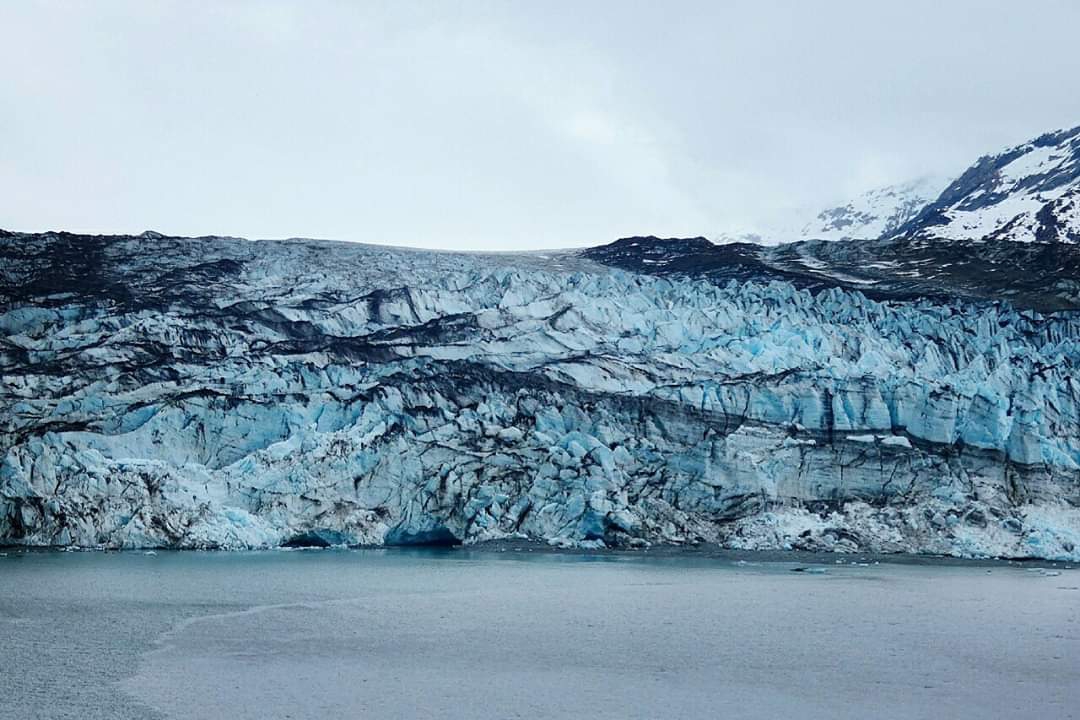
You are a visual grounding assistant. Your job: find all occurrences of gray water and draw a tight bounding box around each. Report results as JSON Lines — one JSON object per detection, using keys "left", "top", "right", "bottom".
{"left": 1, "top": 548, "right": 1077, "bottom": 720}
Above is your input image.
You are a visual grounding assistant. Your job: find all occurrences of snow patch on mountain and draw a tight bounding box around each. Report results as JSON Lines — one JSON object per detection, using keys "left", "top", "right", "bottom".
{"left": 719, "top": 125, "right": 1080, "bottom": 247}
{"left": 900, "top": 126, "right": 1080, "bottom": 244}
{"left": 801, "top": 176, "right": 949, "bottom": 241}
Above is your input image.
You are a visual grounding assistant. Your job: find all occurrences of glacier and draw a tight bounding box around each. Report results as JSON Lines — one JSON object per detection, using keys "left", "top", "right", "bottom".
{"left": 1, "top": 230, "right": 1079, "bottom": 560}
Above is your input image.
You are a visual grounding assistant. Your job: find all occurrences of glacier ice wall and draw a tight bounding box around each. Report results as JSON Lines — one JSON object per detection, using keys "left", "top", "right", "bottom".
{"left": 1, "top": 232, "right": 1079, "bottom": 559}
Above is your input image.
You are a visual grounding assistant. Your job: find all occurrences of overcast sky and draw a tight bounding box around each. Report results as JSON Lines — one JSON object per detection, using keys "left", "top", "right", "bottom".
{"left": 3, "top": 1, "right": 1080, "bottom": 250}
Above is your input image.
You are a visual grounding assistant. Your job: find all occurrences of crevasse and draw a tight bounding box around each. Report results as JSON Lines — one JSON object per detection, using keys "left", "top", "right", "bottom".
{"left": 1, "top": 233, "right": 1078, "bottom": 559}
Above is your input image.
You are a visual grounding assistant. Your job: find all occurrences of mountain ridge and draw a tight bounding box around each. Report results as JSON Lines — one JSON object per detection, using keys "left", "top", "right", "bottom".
{"left": 893, "top": 125, "right": 1080, "bottom": 244}
{"left": 718, "top": 124, "right": 1080, "bottom": 247}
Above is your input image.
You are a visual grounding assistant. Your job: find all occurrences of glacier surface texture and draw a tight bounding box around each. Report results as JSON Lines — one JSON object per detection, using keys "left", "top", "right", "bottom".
{"left": 1, "top": 231, "right": 1079, "bottom": 560}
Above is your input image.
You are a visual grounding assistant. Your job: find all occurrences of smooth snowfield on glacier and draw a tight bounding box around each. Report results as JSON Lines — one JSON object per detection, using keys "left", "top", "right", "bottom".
{"left": 1, "top": 548, "right": 1077, "bottom": 720}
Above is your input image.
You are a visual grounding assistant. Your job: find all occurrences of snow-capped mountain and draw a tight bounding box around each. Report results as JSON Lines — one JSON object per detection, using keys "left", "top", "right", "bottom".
{"left": 801, "top": 176, "right": 949, "bottom": 241}
{"left": 895, "top": 125, "right": 1080, "bottom": 244}
{"left": 720, "top": 125, "right": 1080, "bottom": 247}
{"left": 715, "top": 176, "right": 950, "bottom": 246}
{"left": 2, "top": 229, "right": 1078, "bottom": 559}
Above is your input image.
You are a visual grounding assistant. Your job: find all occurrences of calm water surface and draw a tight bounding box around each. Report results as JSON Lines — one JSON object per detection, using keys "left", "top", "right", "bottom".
{"left": 1, "top": 548, "right": 1077, "bottom": 719}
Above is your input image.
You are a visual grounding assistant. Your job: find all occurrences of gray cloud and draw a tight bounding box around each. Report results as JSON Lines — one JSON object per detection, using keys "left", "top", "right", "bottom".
{"left": 3, "top": 0, "right": 1080, "bottom": 249}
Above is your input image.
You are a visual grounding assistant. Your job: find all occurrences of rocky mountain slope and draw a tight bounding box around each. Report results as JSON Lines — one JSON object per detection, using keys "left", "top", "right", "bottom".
{"left": 586, "top": 234, "right": 1080, "bottom": 312}
{"left": 895, "top": 125, "right": 1080, "bottom": 244}
{"left": 719, "top": 124, "right": 1080, "bottom": 247}
{"left": 2, "top": 229, "right": 1078, "bottom": 559}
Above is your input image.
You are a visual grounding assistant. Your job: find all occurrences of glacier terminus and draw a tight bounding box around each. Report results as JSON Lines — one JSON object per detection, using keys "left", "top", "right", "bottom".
{"left": 2, "top": 221, "right": 1079, "bottom": 560}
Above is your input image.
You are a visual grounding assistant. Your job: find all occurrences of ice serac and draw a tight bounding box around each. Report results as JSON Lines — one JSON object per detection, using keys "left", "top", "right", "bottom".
{"left": 1, "top": 230, "right": 1079, "bottom": 560}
